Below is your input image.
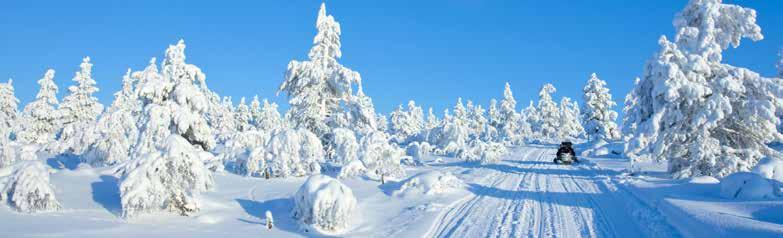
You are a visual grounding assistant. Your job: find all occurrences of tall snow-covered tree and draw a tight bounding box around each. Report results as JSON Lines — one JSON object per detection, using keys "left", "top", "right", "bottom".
{"left": 133, "top": 40, "right": 215, "bottom": 157}
{"left": 487, "top": 99, "right": 501, "bottom": 138}
{"left": 582, "top": 73, "right": 620, "bottom": 142}
{"left": 426, "top": 107, "right": 439, "bottom": 130}
{"left": 235, "top": 97, "right": 252, "bottom": 132}
{"left": 85, "top": 69, "right": 139, "bottom": 166}
{"left": 532, "top": 84, "right": 560, "bottom": 142}
{"left": 558, "top": 97, "right": 584, "bottom": 141}
{"left": 249, "top": 95, "right": 262, "bottom": 128}
{"left": 17, "top": 70, "right": 59, "bottom": 145}
{"left": 58, "top": 57, "right": 104, "bottom": 154}
{"left": 212, "top": 96, "right": 237, "bottom": 143}
{"left": 0, "top": 79, "right": 18, "bottom": 139}
{"left": 499, "top": 83, "right": 520, "bottom": 143}
{"left": 279, "top": 3, "right": 362, "bottom": 141}
{"left": 624, "top": 0, "right": 783, "bottom": 178}
{"left": 256, "top": 99, "right": 283, "bottom": 132}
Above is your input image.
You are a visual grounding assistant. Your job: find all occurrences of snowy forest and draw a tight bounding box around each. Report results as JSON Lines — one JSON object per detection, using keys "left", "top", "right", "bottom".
{"left": 1, "top": 0, "right": 783, "bottom": 237}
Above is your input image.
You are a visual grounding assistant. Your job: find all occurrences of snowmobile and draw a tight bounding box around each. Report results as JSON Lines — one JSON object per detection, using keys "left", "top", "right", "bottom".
{"left": 554, "top": 141, "right": 578, "bottom": 165}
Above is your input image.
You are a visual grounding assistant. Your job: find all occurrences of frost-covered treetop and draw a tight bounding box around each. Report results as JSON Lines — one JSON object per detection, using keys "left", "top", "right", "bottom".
{"left": 539, "top": 83, "right": 556, "bottom": 101}
{"left": 309, "top": 3, "right": 342, "bottom": 63}
{"left": 73, "top": 57, "right": 99, "bottom": 95}
{"left": 36, "top": 69, "right": 58, "bottom": 105}
{"left": 673, "top": 0, "right": 763, "bottom": 62}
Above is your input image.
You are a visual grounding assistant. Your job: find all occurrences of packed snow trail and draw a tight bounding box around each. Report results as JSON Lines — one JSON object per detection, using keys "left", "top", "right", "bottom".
{"left": 428, "top": 145, "right": 678, "bottom": 238}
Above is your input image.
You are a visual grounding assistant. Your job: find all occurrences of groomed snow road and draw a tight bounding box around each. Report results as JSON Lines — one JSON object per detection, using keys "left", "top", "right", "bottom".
{"left": 428, "top": 145, "right": 679, "bottom": 238}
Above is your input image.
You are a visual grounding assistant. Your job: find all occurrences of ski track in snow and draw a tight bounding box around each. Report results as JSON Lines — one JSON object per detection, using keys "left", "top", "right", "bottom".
{"left": 428, "top": 145, "right": 679, "bottom": 238}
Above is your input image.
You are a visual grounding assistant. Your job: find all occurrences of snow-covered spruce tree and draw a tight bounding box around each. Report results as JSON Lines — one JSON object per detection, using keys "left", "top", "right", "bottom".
{"left": 132, "top": 40, "right": 215, "bottom": 157}
{"left": 265, "top": 128, "right": 324, "bottom": 178}
{"left": 582, "top": 73, "right": 620, "bottom": 143}
{"left": 249, "top": 95, "right": 262, "bottom": 127}
{"left": 0, "top": 79, "right": 18, "bottom": 139}
{"left": 326, "top": 128, "right": 359, "bottom": 167}
{"left": 219, "top": 130, "right": 270, "bottom": 175}
{"left": 279, "top": 3, "right": 363, "bottom": 141}
{"left": 57, "top": 57, "right": 104, "bottom": 154}
{"left": 558, "top": 97, "right": 584, "bottom": 141}
{"left": 426, "top": 107, "right": 439, "bottom": 131}
{"left": 376, "top": 113, "right": 388, "bottom": 133}
{"left": 84, "top": 69, "right": 139, "bottom": 166}
{"left": 234, "top": 97, "right": 253, "bottom": 132}
{"left": 522, "top": 101, "right": 539, "bottom": 138}
{"left": 429, "top": 100, "right": 470, "bottom": 156}
{"left": 118, "top": 135, "right": 214, "bottom": 218}
{"left": 358, "top": 131, "right": 405, "bottom": 184}
{"left": 1, "top": 161, "right": 61, "bottom": 213}
{"left": 624, "top": 0, "right": 783, "bottom": 178}
{"left": 468, "top": 102, "right": 489, "bottom": 141}
{"left": 211, "top": 96, "right": 238, "bottom": 143}
{"left": 16, "top": 70, "right": 59, "bottom": 145}
{"left": 532, "top": 84, "right": 560, "bottom": 142}
{"left": 499, "top": 83, "right": 521, "bottom": 144}
{"left": 389, "top": 101, "right": 424, "bottom": 143}
{"left": 256, "top": 99, "right": 283, "bottom": 132}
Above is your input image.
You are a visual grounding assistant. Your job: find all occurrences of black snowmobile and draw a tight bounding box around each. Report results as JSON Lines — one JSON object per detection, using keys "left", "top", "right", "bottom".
{"left": 554, "top": 141, "right": 578, "bottom": 165}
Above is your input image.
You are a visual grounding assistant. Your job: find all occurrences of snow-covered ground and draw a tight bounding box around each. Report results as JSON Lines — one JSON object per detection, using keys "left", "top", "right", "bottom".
{"left": 3, "top": 144, "right": 782, "bottom": 237}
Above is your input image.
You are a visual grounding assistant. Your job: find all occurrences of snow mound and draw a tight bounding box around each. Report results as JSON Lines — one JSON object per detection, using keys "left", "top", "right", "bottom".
{"left": 719, "top": 172, "right": 775, "bottom": 200}
{"left": 0, "top": 161, "right": 61, "bottom": 213}
{"left": 688, "top": 176, "right": 719, "bottom": 184}
{"left": 395, "top": 171, "right": 465, "bottom": 197}
{"left": 292, "top": 175, "right": 357, "bottom": 233}
{"left": 752, "top": 157, "right": 783, "bottom": 195}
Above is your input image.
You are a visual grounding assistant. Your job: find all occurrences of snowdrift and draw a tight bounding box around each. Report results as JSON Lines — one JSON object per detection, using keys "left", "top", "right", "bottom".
{"left": 292, "top": 175, "right": 357, "bottom": 233}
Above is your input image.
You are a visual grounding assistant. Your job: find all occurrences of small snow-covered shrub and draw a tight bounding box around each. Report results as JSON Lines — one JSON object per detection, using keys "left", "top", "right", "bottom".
{"left": 719, "top": 172, "right": 775, "bottom": 200}
{"left": 1, "top": 161, "right": 60, "bottom": 213}
{"left": 406, "top": 141, "right": 432, "bottom": 164}
{"left": 118, "top": 135, "right": 214, "bottom": 218}
{"left": 359, "top": 131, "right": 405, "bottom": 183}
{"left": 237, "top": 147, "right": 267, "bottom": 177}
{"left": 338, "top": 160, "right": 366, "bottom": 179}
{"left": 479, "top": 142, "right": 507, "bottom": 164}
{"left": 395, "top": 171, "right": 465, "bottom": 197}
{"left": 217, "top": 130, "right": 269, "bottom": 168}
{"left": 326, "top": 128, "right": 358, "bottom": 167}
{"left": 292, "top": 175, "right": 357, "bottom": 233}
{"left": 266, "top": 128, "right": 324, "bottom": 178}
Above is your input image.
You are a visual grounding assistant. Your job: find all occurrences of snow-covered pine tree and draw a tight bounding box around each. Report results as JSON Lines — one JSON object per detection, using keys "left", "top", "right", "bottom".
{"left": 133, "top": 40, "right": 215, "bottom": 157}
{"left": 256, "top": 99, "right": 283, "bottom": 132}
{"left": 624, "top": 0, "right": 783, "bottom": 178}
{"left": 426, "top": 107, "right": 439, "bottom": 130}
{"left": 249, "top": 95, "right": 262, "bottom": 128}
{"left": 212, "top": 96, "right": 237, "bottom": 143}
{"left": 57, "top": 57, "right": 104, "bottom": 154}
{"left": 582, "top": 73, "right": 620, "bottom": 143}
{"left": 522, "top": 101, "right": 539, "bottom": 139}
{"left": 344, "top": 90, "right": 379, "bottom": 135}
{"left": 358, "top": 131, "right": 405, "bottom": 184}
{"left": 265, "top": 128, "right": 324, "bottom": 178}
{"left": 532, "top": 84, "right": 560, "bottom": 142}
{"left": 558, "top": 97, "right": 584, "bottom": 141}
{"left": 499, "top": 83, "right": 520, "bottom": 144}
{"left": 118, "top": 135, "right": 214, "bottom": 218}
{"left": 235, "top": 97, "right": 252, "bottom": 132}
{"left": 0, "top": 79, "right": 18, "bottom": 140}
{"left": 84, "top": 69, "right": 139, "bottom": 166}
{"left": 326, "top": 127, "right": 359, "bottom": 167}
{"left": 16, "top": 70, "right": 59, "bottom": 145}
{"left": 376, "top": 113, "right": 389, "bottom": 133}
{"left": 1, "top": 161, "right": 61, "bottom": 213}
{"left": 279, "top": 3, "right": 362, "bottom": 141}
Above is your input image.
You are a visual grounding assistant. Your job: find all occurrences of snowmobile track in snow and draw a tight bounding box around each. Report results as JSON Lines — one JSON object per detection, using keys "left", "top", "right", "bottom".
{"left": 427, "top": 145, "right": 679, "bottom": 238}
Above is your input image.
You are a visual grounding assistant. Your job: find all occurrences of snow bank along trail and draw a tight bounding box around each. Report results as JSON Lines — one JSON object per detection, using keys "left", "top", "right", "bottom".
{"left": 428, "top": 145, "right": 679, "bottom": 238}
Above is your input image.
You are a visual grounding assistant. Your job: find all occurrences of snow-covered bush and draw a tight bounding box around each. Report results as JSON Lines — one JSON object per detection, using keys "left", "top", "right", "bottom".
{"left": 478, "top": 141, "right": 507, "bottom": 164}
{"left": 266, "top": 128, "right": 324, "bottom": 178}
{"left": 406, "top": 141, "right": 432, "bottom": 163}
{"left": 719, "top": 172, "right": 775, "bottom": 200}
{"left": 57, "top": 57, "right": 104, "bottom": 154}
{"left": 326, "top": 128, "right": 359, "bottom": 167}
{"left": 752, "top": 157, "right": 783, "bottom": 195}
{"left": 292, "top": 175, "right": 357, "bottom": 233}
{"left": 358, "top": 131, "right": 405, "bottom": 183}
{"left": 623, "top": 0, "right": 783, "bottom": 178}
{"left": 217, "top": 130, "right": 270, "bottom": 173}
{"left": 16, "top": 69, "right": 60, "bottom": 145}
{"left": 118, "top": 135, "right": 214, "bottom": 218}
{"left": 0, "top": 161, "right": 61, "bottom": 213}
{"left": 389, "top": 101, "right": 424, "bottom": 144}
{"left": 581, "top": 73, "right": 620, "bottom": 143}
{"left": 498, "top": 83, "right": 522, "bottom": 144}
{"left": 337, "top": 160, "right": 367, "bottom": 179}
{"left": 266, "top": 210, "right": 274, "bottom": 230}
{"left": 234, "top": 97, "right": 253, "bottom": 132}
{"left": 394, "top": 171, "right": 465, "bottom": 197}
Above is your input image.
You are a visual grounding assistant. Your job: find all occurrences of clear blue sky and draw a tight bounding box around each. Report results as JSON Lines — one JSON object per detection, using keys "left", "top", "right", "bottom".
{"left": 1, "top": 0, "right": 781, "bottom": 116}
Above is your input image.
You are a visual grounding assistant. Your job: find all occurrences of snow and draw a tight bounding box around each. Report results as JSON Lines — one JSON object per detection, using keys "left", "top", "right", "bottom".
{"left": 292, "top": 175, "right": 357, "bottom": 234}
{"left": 719, "top": 172, "right": 775, "bottom": 200}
